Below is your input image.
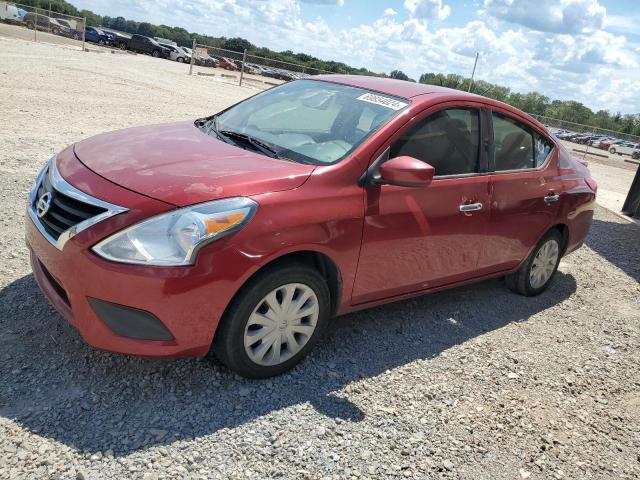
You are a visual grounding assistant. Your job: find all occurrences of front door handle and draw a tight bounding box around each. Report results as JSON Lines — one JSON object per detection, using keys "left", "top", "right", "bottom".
{"left": 544, "top": 193, "right": 560, "bottom": 203}
{"left": 459, "top": 202, "right": 483, "bottom": 213}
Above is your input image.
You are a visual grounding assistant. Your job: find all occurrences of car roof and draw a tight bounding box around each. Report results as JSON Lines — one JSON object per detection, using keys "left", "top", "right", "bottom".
{"left": 313, "top": 74, "right": 479, "bottom": 100}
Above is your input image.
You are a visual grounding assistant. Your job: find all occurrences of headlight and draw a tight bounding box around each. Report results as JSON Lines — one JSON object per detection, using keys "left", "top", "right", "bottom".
{"left": 92, "top": 197, "right": 257, "bottom": 266}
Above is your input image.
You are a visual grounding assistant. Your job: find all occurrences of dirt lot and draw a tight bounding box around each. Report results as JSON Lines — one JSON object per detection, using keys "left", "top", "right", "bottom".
{"left": 1, "top": 36, "right": 639, "bottom": 480}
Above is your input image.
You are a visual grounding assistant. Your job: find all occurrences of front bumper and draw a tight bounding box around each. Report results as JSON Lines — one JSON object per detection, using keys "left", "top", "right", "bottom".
{"left": 25, "top": 149, "right": 256, "bottom": 358}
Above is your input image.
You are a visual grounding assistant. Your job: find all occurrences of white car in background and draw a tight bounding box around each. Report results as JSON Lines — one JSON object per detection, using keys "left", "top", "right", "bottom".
{"left": 159, "top": 43, "right": 191, "bottom": 63}
{"left": 609, "top": 141, "right": 640, "bottom": 156}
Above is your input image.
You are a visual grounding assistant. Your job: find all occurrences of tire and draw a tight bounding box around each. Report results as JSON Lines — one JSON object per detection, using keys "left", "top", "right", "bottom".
{"left": 26, "top": 21, "right": 34, "bottom": 29}
{"left": 505, "top": 229, "right": 562, "bottom": 296}
{"left": 632, "top": 152, "right": 639, "bottom": 160}
{"left": 119, "top": 42, "right": 127, "bottom": 50}
{"left": 212, "top": 264, "right": 331, "bottom": 378}
{"left": 98, "top": 39, "right": 104, "bottom": 45}
{"left": 51, "top": 27, "right": 59, "bottom": 35}
{"left": 177, "top": 57, "right": 184, "bottom": 63}
{"left": 73, "top": 32, "right": 80, "bottom": 40}
{"left": 609, "top": 148, "right": 616, "bottom": 154}
{"left": 152, "top": 49, "right": 160, "bottom": 58}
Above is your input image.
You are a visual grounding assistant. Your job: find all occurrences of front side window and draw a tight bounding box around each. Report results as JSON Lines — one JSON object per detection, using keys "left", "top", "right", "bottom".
{"left": 212, "top": 80, "right": 408, "bottom": 165}
{"left": 389, "top": 108, "right": 480, "bottom": 176}
{"left": 493, "top": 113, "right": 553, "bottom": 170}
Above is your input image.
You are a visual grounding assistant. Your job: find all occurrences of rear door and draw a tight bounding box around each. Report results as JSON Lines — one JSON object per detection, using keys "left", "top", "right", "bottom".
{"left": 479, "top": 109, "right": 560, "bottom": 273}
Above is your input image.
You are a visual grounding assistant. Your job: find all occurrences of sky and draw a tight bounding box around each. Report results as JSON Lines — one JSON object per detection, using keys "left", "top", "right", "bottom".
{"left": 71, "top": 0, "right": 640, "bottom": 114}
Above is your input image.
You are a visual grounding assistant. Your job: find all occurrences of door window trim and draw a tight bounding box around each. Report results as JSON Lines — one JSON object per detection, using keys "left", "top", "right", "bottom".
{"left": 486, "top": 108, "right": 555, "bottom": 175}
{"left": 374, "top": 102, "right": 490, "bottom": 181}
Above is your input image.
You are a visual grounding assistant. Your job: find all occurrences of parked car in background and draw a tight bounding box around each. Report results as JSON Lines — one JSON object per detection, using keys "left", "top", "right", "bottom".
{"left": 102, "top": 29, "right": 131, "bottom": 50}
{"left": 194, "top": 51, "right": 219, "bottom": 67}
{"left": 84, "top": 26, "right": 112, "bottom": 45}
{"left": 159, "top": 43, "right": 190, "bottom": 63}
{"left": 26, "top": 77, "right": 596, "bottom": 378}
{"left": 598, "top": 139, "right": 621, "bottom": 150}
{"left": 23, "top": 13, "right": 69, "bottom": 35}
{"left": 218, "top": 57, "right": 239, "bottom": 70}
{"left": 609, "top": 141, "right": 640, "bottom": 156}
{"left": 54, "top": 18, "right": 82, "bottom": 40}
{"left": 0, "top": 2, "right": 26, "bottom": 24}
{"left": 127, "top": 34, "right": 171, "bottom": 58}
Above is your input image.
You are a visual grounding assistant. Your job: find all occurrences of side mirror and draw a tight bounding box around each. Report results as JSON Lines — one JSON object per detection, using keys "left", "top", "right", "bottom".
{"left": 378, "top": 156, "right": 435, "bottom": 188}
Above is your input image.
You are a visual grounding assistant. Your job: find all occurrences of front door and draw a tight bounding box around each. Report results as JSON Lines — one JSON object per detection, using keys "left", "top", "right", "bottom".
{"left": 352, "top": 106, "right": 492, "bottom": 305}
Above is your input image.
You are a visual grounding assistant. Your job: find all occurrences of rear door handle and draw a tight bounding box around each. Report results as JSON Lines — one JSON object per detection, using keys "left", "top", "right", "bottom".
{"left": 544, "top": 194, "right": 560, "bottom": 203}
{"left": 459, "top": 202, "right": 483, "bottom": 212}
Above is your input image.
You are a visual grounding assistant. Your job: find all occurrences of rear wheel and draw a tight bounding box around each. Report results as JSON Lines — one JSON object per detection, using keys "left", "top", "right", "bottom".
{"left": 51, "top": 27, "right": 59, "bottom": 35}
{"left": 609, "top": 148, "right": 616, "bottom": 154}
{"left": 118, "top": 41, "right": 127, "bottom": 50}
{"left": 152, "top": 49, "right": 160, "bottom": 58}
{"left": 506, "top": 229, "right": 562, "bottom": 296}
{"left": 212, "top": 264, "right": 330, "bottom": 378}
{"left": 26, "top": 21, "right": 34, "bottom": 29}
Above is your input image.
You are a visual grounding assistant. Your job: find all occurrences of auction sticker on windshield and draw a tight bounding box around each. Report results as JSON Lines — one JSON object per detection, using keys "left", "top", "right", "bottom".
{"left": 356, "top": 93, "right": 408, "bottom": 110}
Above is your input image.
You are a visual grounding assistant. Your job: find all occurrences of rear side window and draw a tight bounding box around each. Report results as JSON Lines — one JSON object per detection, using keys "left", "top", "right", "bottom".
{"left": 492, "top": 113, "right": 553, "bottom": 170}
{"left": 533, "top": 131, "right": 553, "bottom": 167}
{"left": 390, "top": 108, "right": 480, "bottom": 176}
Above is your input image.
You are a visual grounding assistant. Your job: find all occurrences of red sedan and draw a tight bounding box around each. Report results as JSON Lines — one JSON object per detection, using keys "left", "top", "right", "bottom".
{"left": 26, "top": 76, "right": 596, "bottom": 378}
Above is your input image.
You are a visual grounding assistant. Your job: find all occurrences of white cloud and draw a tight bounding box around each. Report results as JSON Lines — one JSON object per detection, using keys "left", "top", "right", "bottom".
{"left": 384, "top": 8, "right": 398, "bottom": 16}
{"left": 300, "top": 0, "right": 344, "bottom": 6}
{"left": 404, "top": 0, "right": 451, "bottom": 21}
{"left": 483, "top": 0, "right": 606, "bottom": 34}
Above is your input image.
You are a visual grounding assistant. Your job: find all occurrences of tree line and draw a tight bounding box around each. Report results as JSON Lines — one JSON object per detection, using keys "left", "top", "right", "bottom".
{"left": 18, "top": 0, "right": 640, "bottom": 137}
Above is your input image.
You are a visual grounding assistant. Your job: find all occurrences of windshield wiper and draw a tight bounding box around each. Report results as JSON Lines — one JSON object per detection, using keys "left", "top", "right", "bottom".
{"left": 219, "top": 129, "right": 282, "bottom": 159}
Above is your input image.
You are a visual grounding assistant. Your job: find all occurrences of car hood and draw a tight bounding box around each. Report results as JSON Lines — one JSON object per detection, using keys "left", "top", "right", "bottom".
{"left": 73, "top": 121, "right": 316, "bottom": 207}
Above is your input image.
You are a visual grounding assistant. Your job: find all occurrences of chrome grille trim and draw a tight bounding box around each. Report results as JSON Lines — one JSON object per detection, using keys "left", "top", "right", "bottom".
{"left": 27, "top": 155, "right": 128, "bottom": 251}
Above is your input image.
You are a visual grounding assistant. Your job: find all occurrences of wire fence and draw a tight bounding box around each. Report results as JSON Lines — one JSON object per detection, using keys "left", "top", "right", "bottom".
{"left": 530, "top": 114, "right": 640, "bottom": 144}
{"left": 529, "top": 113, "right": 640, "bottom": 162}
{"left": 188, "top": 43, "right": 334, "bottom": 88}
{"left": 0, "top": 1, "right": 86, "bottom": 48}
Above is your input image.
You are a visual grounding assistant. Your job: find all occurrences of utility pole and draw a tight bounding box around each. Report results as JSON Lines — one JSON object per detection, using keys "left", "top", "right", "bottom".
{"left": 189, "top": 39, "right": 196, "bottom": 75}
{"left": 468, "top": 52, "right": 479, "bottom": 93}
{"left": 239, "top": 48, "right": 247, "bottom": 86}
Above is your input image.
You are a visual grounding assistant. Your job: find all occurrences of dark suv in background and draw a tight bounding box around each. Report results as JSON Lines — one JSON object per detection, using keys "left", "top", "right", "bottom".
{"left": 127, "top": 34, "right": 171, "bottom": 58}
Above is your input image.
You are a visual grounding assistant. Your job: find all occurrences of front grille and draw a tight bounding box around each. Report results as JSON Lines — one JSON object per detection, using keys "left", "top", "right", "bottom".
{"left": 34, "top": 170, "right": 107, "bottom": 240}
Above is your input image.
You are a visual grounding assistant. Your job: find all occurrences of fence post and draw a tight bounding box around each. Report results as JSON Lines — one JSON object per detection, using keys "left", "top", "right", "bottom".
{"left": 82, "top": 17, "right": 86, "bottom": 51}
{"left": 48, "top": 3, "right": 51, "bottom": 33}
{"left": 34, "top": 9, "right": 38, "bottom": 42}
{"left": 189, "top": 39, "right": 196, "bottom": 75}
{"left": 239, "top": 48, "right": 247, "bottom": 86}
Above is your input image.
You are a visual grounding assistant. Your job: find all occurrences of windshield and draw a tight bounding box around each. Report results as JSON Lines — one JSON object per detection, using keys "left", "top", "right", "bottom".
{"left": 211, "top": 79, "right": 409, "bottom": 165}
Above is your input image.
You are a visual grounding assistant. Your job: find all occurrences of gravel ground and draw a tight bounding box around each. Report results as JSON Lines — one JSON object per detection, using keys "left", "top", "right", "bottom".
{"left": 1, "top": 37, "right": 640, "bottom": 480}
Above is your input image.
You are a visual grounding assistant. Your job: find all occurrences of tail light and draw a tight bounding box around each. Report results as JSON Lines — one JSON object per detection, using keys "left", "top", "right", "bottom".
{"left": 585, "top": 178, "right": 598, "bottom": 192}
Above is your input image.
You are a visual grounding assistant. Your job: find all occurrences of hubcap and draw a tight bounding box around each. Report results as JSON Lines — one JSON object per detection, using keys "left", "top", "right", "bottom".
{"left": 244, "top": 283, "right": 319, "bottom": 366}
{"left": 529, "top": 239, "right": 559, "bottom": 289}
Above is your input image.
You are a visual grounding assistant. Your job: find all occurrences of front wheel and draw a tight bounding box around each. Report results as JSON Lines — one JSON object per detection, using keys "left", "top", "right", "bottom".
{"left": 506, "top": 229, "right": 562, "bottom": 296}
{"left": 609, "top": 148, "right": 616, "bottom": 154}
{"left": 152, "top": 49, "right": 160, "bottom": 58}
{"left": 119, "top": 42, "right": 127, "bottom": 50}
{"left": 212, "top": 264, "right": 330, "bottom": 378}
{"left": 177, "top": 57, "right": 184, "bottom": 63}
